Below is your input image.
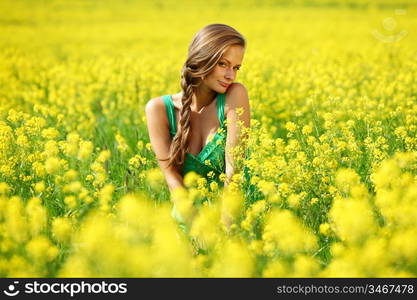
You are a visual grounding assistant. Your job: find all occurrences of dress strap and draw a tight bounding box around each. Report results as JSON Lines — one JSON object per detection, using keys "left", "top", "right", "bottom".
{"left": 162, "top": 95, "right": 177, "bottom": 136}
{"left": 216, "top": 93, "right": 226, "bottom": 125}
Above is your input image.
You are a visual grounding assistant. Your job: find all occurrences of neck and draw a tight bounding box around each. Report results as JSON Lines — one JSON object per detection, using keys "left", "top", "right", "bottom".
{"left": 191, "top": 85, "right": 217, "bottom": 112}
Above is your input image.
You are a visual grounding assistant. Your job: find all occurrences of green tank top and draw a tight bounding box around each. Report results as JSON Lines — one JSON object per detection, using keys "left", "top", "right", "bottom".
{"left": 163, "top": 93, "right": 257, "bottom": 230}
{"left": 162, "top": 93, "right": 227, "bottom": 185}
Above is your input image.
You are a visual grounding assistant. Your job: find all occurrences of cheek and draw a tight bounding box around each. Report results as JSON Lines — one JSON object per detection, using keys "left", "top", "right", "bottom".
{"left": 205, "top": 67, "right": 223, "bottom": 83}
{"left": 210, "top": 67, "right": 223, "bottom": 78}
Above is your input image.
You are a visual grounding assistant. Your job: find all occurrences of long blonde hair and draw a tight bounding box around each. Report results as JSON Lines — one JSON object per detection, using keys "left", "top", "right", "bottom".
{"left": 166, "top": 23, "right": 246, "bottom": 170}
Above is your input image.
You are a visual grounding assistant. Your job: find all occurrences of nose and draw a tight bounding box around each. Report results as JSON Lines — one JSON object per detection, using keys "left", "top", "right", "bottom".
{"left": 225, "top": 67, "right": 235, "bottom": 81}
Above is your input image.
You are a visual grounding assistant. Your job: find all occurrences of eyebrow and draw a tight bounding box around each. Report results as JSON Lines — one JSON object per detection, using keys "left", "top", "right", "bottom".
{"left": 222, "top": 58, "right": 241, "bottom": 67}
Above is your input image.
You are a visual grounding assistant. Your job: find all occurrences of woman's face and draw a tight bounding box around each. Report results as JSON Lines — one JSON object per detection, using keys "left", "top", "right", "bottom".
{"left": 202, "top": 44, "right": 245, "bottom": 93}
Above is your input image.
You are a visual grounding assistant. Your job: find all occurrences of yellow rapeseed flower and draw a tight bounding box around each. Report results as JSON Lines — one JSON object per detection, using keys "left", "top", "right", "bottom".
{"left": 263, "top": 209, "right": 317, "bottom": 255}
{"left": 52, "top": 217, "right": 73, "bottom": 243}
{"left": 78, "top": 140, "right": 93, "bottom": 160}
{"left": 0, "top": 182, "right": 11, "bottom": 195}
{"left": 44, "top": 157, "right": 61, "bottom": 174}
{"left": 41, "top": 127, "right": 60, "bottom": 139}
{"left": 285, "top": 121, "right": 298, "bottom": 133}
{"left": 26, "top": 235, "right": 58, "bottom": 263}
{"left": 34, "top": 181, "right": 45, "bottom": 193}
{"left": 97, "top": 149, "right": 111, "bottom": 163}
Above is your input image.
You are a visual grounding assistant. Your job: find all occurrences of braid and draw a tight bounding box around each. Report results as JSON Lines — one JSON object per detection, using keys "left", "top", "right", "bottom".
{"left": 167, "top": 65, "right": 197, "bottom": 169}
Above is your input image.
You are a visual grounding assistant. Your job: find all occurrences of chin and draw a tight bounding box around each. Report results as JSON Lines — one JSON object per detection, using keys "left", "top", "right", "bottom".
{"left": 216, "top": 84, "right": 229, "bottom": 93}
{"left": 209, "top": 81, "right": 229, "bottom": 93}
{"left": 211, "top": 87, "right": 225, "bottom": 94}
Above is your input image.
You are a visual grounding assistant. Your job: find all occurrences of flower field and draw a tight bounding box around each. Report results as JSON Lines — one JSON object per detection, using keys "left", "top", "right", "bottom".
{"left": 1, "top": 0, "right": 417, "bottom": 277}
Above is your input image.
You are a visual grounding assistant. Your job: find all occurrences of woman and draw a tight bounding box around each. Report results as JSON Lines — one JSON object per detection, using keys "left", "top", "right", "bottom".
{"left": 145, "top": 24, "right": 250, "bottom": 226}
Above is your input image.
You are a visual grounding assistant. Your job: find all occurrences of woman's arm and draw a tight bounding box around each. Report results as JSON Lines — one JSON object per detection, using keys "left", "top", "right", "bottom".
{"left": 224, "top": 82, "right": 251, "bottom": 185}
{"left": 145, "top": 97, "right": 185, "bottom": 195}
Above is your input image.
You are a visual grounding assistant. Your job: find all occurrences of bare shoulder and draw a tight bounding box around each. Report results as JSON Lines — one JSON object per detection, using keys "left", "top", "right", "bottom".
{"left": 145, "top": 96, "right": 164, "bottom": 114}
{"left": 224, "top": 82, "right": 249, "bottom": 113}
{"left": 227, "top": 82, "right": 248, "bottom": 95}
{"left": 144, "top": 96, "right": 170, "bottom": 129}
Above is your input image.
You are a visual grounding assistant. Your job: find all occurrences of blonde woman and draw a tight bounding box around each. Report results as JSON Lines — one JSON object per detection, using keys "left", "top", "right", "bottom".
{"left": 145, "top": 24, "right": 250, "bottom": 226}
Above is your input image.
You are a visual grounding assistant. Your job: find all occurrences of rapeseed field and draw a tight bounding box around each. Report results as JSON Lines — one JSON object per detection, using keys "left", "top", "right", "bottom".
{"left": 0, "top": 0, "right": 416, "bottom": 277}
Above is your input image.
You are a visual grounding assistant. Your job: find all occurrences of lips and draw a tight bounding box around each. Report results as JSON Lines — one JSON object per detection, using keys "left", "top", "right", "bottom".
{"left": 218, "top": 81, "right": 230, "bottom": 88}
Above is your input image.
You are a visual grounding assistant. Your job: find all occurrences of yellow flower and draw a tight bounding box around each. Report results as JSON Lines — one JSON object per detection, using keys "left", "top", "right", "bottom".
{"left": 263, "top": 209, "right": 317, "bottom": 255}
{"left": 64, "top": 169, "right": 78, "bottom": 181}
{"left": 0, "top": 182, "right": 11, "bottom": 195}
{"left": 67, "top": 132, "right": 80, "bottom": 144}
{"left": 278, "top": 182, "right": 290, "bottom": 197}
{"left": 257, "top": 180, "right": 275, "bottom": 196}
{"left": 61, "top": 132, "right": 79, "bottom": 157}
{"left": 292, "top": 254, "right": 320, "bottom": 277}
{"left": 288, "top": 193, "right": 301, "bottom": 209}
{"left": 44, "top": 157, "right": 61, "bottom": 174}
{"left": 329, "top": 196, "right": 377, "bottom": 245}
{"left": 285, "top": 121, "right": 298, "bottom": 133}
{"left": 319, "top": 223, "right": 331, "bottom": 236}
{"left": 128, "top": 154, "right": 144, "bottom": 169}
{"left": 78, "top": 140, "right": 93, "bottom": 160}
{"left": 263, "top": 259, "right": 288, "bottom": 277}
{"left": 41, "top": 127, "right": 60, "bottom": 139}
{"left": 34, "top": 181, "right": 45, "bottom": 193}
{"left": 64, "top": 195, "right": 77, "bottom": 209}
{"left": 346, "top": 120, "right": 355, "bottom": 128}
{"left": 335, "top": 168, "right": 361, "bottom": 194}
{"left": 44, "top": 140, "right": 59, "bottom": 157}
{"left": 197, "top": 177, "right": 207, "bottom": 188}
{"left": 85, "top": 174, "right": 94, "bottom": 182}
{"left": 221, "top": 189, "right": 244, "bottom": 222}
{"left": 26, "top": 236, "right": 58, "bottom": 263}
{"left": 184, "top": 171, "right": 200, "bottom": 188}
{"left": 32, "top": 161, "right": 46, "bottom": 177}
{"left": 99, "top": 184, "right": 115, "bottom": 211}
{"left": 63, "top": 181, "right": 82, "bottom": 194}
{"left": 170, "top": 187, "right": 194, "bottom": 223}
{"left": 219, "top": 173, "right": 227, "bottom": 182}
{"left": 209, "top": 239, "right": 254, "bottom": 277}
{"left": 52, "top": 217, "right": 73, "bottom": 243}
{"left": 7, "top": 109, "right": 23, "bottom": 123}
{"left": 310, "top": 197, "right": 318, "bottom": 205}
{"left": 236, "top": 107, "right": 244, "bottom": 116}
{"left": 302, "top": 125, "right": 313, "bottom": 135}
{"left": 137, "top": 140, "right": 144, "bottom": 150}
{"left": 16, "top": 134, "right": 30, "bottom": 148}
{"left": 26, "top": 197, "right": 47, "bottom": 235}
{"left": 209, "top": 181, "right": 218, "bottom": 192}
{"left": 146, "top": 168, "right": 165, "bottom": 189}
{"left": 115, "top": 132, "right": 129, "bottom": 153}
{"left": 394, "top": 126, "right": 407, "bottom": 139}
{"left": 97, "top": 150, "right": 111, "bottom": 163}
{"left": 204, "top": 159, "right": 212, "bottom": 166}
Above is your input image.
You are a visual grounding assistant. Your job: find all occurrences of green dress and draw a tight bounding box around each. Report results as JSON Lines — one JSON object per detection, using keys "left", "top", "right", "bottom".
{"left": 163, "top": 93, "right": 256, "bottom": 230}
{"left": 162, "top": 93, "right": 227, "bottom": 225}
{"left": 163, "top": 93, "right": 227, "bottom": 183}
